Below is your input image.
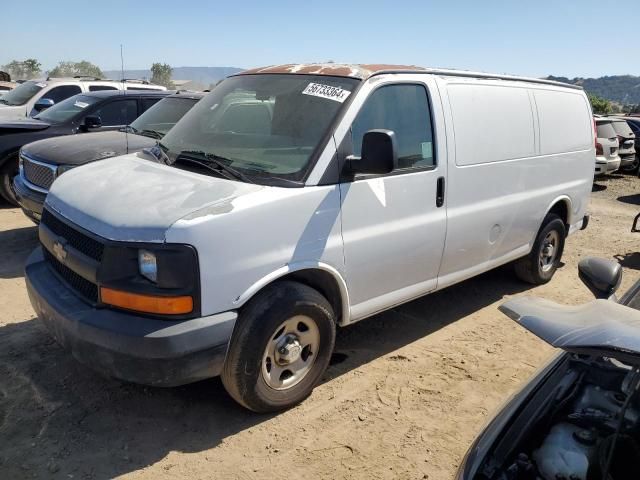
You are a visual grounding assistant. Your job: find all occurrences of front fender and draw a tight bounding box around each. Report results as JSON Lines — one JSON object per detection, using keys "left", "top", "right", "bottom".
{"left": 232, "top": 261, "right": 351, "bottom": 325}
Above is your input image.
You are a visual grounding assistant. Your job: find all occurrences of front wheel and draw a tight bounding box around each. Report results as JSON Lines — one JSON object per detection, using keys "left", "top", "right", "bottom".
{"left": 514, "top": 214, "right": 566, "bottom": 284}
{"left": 0, "top": 153, "right": 19, "bottom": 205}
{"left": 221, "top": 281, "right": 336, "bottom": 412}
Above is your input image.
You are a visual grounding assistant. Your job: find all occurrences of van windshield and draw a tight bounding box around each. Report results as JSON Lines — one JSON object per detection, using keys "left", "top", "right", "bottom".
{"left": 0, "top": 80, "right": 44, "bottom": 106}
{"left": 161, "top": 74, "right": 359, "bottom": 183}
{"left": 130, "top": 96, "right": 198, "bottom": 138}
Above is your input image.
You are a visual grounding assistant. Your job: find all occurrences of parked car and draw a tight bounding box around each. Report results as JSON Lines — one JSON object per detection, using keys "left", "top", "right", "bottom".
{"left": 0, "top": 77, "right": 166, "bottom": 121}
{"left": 457, "top": 257, "right": 640, "bottom": 480}
{"left": 0, "top": 81, "right": 16, "bottom": 94}
{"left": 24, "top": 64, "right": 594, "bottom": 412}
{"left": 0, "top": 89, "right": 171, "bottom": 204}
{"left": 608, "top": 117, "right": 637, "bottom": 172}
{"left": 615, "top": 116, "right": 640, "bottom": 173}
{"left": 594, "top": 117, "right": 621, "bottom": 175}
{"left": 14, "top": 91, "right": 204, "bottom": 222}
{"left": 0, "top": 70, "right": 17, "bottom": 95}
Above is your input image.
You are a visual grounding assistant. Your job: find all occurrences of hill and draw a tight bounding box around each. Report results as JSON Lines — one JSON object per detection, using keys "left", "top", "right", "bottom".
{"left": 102, "top": 66, "right": 244, "bottom": 88}
{"left": 547, "top": 75, "right": 640, "bottom": 105}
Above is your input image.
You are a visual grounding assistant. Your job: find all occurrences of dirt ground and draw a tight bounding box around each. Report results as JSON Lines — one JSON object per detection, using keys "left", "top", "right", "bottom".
{"left": 1, "top": 174, "right": 639, "bottom": 480}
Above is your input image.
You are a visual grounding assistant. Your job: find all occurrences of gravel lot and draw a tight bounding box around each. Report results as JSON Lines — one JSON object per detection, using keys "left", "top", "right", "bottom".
{"left": 1, "top": 173, "right": 639, "bottom": 480}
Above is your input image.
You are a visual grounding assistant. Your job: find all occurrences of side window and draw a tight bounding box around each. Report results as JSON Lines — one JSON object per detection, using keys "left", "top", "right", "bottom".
{"left": 89, "top": 85, "right": 118, "bottom": 92}
{"left": 45, "top": 85, "right": 82, "bottom": 103}
{"left": 93, "top": 99, "right": 138, "bottom": 126}
{"left": 351, "top": 84, "right": 435, "bottom": 169}
{"left": 141, "top": 97, "right": 161, "bottom": 113}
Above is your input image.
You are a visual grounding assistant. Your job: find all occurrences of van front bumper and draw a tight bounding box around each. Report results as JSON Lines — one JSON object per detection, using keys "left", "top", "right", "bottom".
{"left": 25, "top": 247, "right": 237, "bottom": 387}
{"left": 13, "top": 174, "right": 46, "bottom": 223}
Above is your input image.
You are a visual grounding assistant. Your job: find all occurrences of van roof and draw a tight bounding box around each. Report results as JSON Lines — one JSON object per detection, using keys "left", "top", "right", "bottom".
{"left": 237, "top": 63, "right": 583, "bottom": 90}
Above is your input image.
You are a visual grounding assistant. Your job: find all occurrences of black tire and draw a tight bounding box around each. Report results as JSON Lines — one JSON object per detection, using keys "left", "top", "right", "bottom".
{"left": 221, "top": 281, "right": 336, "bottom": 412}
{"left": 0, "top": 152, "right": 19, "bottom": 205}
{"left": 621, "top": 156, "right": 640, "bottom": 174}
{"left": 514, "top": 214, "right": 566, "bottom": 285}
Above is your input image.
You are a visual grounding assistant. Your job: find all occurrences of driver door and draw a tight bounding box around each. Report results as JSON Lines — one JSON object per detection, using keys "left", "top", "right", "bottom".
{"left": 338, "top": 79, "right": 447, "bottom": 321}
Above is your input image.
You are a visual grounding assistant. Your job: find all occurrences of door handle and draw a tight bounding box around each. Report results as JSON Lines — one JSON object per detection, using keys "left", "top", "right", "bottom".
{"left": 436, "top": 176, "right": 445, "bottom": 208}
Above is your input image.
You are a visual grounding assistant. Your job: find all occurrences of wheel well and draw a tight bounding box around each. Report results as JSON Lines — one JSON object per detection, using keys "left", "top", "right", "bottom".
{"left": 0, "top": 149, "right": 19, "bottom": 170}
{"left": 548, "top": 200, "right": 569, "bottom": 232}
{"left": 281, "top": 269, "right": 344, "bottom": 324}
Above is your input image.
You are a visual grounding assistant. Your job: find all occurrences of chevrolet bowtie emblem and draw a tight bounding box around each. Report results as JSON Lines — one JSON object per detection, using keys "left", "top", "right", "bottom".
{"left": 52, "top": 241, "right": 67, "bottom": 263}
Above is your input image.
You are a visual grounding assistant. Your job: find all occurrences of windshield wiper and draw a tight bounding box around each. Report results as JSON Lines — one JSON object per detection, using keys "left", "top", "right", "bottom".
{"left": 139, "top": 129, "right": 163, "bottom": 140}
{"left": 122, "top": 125, "right": 138, "bottom": 134}
{"left": 177, "top": 150, "right": 254, "bottom": 184}
{"left": 0, "top": 99, "right": 9, "bottom": 105}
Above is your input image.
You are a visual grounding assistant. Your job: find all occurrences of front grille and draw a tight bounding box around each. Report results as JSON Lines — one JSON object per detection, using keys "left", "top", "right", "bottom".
{"left": 23, "top": 156, "right": 56, "bottom": 190}
{"left": 43, "top": 248, "right": 99, "bottom": 303}
{"left": 41, "top": 209, "right": 105, "bottom": 262}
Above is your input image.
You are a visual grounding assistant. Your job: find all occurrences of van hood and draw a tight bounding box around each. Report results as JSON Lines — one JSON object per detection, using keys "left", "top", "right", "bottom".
{"left": 22, "top": 131, "right": 157, "bottom": 166}
{"left": 0, "top": 104, "right": 27, "bottom": 121}
{"left": 500, "top": 297, "right": 640, "bottom": 365}
{"left": 46, "top": 154, "right": 263, "bottom": 242}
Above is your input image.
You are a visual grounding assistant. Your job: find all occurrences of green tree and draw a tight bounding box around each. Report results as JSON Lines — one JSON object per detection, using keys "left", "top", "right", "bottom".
{"left": 587, "top": 93, "right": 613, "bottom": 115}
{"left": 2, "top": 59, "right": 42, "bottom": 80}
{"left": 22, "top": 58, "right": 42, "bottom": 78}
{"left": 49, "top": 60, "right": 103, "bottom": 78}
{"left": 2, "top": 60, "right": 25, "bottom": 79}
{"left": 150, "top": 63, "right": 174, "bottom": 88}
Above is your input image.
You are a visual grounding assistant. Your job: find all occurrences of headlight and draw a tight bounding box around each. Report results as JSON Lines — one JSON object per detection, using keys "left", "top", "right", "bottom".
{"left": 56, "top": 164, "right": 76, "bottom": 176}
{"left": 138, "top": 249, "right": 157, "bottom": 283}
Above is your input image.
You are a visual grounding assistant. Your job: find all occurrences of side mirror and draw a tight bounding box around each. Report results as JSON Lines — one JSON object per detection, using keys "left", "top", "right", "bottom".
{"left": 34, "top": 98, "right": 55, "bottom": 112}
{"left": 81, "top": 115, "right": 102, "bottom": 131}
{"left": 349, "top": 129, "right": 398, "bottom": 175}
{"left": 578, "top": 257, "right": 622, "bottom": 300}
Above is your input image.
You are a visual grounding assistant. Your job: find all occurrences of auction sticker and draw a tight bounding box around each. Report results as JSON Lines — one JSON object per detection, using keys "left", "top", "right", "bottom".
{"left": 302, "top": 83, "right": 351, "bottom": 103}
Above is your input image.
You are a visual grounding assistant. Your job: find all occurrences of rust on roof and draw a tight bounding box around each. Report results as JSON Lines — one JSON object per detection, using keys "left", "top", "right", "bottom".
{"left": 238, "top": 63, "right": 426, "bottom": 80}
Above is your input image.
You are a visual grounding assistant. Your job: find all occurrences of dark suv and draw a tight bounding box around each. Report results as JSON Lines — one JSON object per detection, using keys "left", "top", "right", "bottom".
{"left": 0, "top": 89, "right": 171, "bottom": 204}
{"left": 14, "top": 91, "right": 203, "bottom": 222}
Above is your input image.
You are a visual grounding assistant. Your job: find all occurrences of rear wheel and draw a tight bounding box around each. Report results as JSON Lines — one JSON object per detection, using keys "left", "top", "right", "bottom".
{"left": 0, "top": 153, "right": 19, "bottom": 205}
{"left": 514, "top": 214, "right": 566, "bottom": 284}
{"left": 221, "top": 281, "right": 336, "bottom": 412}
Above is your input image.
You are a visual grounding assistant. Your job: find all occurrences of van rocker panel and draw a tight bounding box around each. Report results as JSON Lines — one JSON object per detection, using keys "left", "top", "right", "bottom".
{"left": 25, "top": 248, "right": 237, "bottom": 387}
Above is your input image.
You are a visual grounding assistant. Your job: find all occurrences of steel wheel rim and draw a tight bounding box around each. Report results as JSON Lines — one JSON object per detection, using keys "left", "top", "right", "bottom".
{"left": 539, "top": 230, "right": 559, "bottom": 273}
{"left": 261, "top": 315, "right": 320, "bottom": 391}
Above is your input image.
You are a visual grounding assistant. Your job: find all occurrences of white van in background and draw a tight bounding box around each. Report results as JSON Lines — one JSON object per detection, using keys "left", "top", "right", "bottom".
{"left": 25, "top": 64, "right": 595, "bottom": 412}
{"left": 0, "top": 77, "right": 166, "bottom": 120}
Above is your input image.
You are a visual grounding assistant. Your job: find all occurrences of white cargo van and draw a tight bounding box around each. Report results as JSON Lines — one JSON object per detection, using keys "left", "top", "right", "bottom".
{"left": 25, "top": 64, "right": 595, "bottom": 412}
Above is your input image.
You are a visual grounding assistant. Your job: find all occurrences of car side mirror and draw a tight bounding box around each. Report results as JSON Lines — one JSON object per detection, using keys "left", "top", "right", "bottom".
{"left": 348, "top": 129, "right": 398, "bottom": 175}
{"left": 578, "top": 257, "right": 622, "bottom": 300}
{"left": 81, "top": 115, "right": 102, "bottom": 131}
{"left": 34, "top": 98, "right": 55, "bottom": 112}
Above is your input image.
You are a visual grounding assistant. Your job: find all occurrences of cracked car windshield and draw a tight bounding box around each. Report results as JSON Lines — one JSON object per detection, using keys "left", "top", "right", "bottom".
{"left": 160, "top": 74, "right": 359, "bottom": 182}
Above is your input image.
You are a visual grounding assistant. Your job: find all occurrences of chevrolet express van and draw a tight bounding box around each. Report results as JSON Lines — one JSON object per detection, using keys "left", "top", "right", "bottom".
{"left": 25, "top": 64, "right": 595, "bottom": 412}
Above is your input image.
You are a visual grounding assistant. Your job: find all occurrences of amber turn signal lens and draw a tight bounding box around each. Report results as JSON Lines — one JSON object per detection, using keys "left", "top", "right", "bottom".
{"left": 100, "top": 287, "right": 193, "bottom": 315}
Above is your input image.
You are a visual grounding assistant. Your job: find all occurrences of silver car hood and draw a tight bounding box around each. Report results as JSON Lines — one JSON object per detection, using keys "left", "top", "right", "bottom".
{"left": 500, "top": 296, "right": 640, "bottom": 364}
{"left": 46, "top": 153, "right": 263, "bottom": 242}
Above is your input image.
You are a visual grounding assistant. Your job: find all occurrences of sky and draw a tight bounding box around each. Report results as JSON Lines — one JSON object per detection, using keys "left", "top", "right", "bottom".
{"left": 2, "top": 0, "right": 637, "bottom": 79}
